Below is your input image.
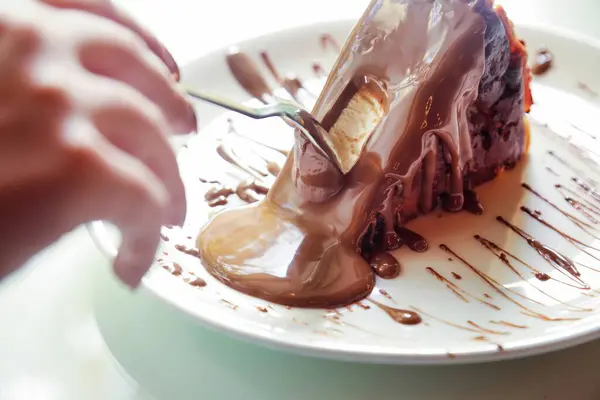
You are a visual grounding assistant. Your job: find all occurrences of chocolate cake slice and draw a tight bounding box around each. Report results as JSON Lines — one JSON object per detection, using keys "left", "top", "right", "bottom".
{"left": 198, "top": 0, "right": 532, "bottom": 308}
{"left": 293, "top": 0, "right": 532, "bottom": 259}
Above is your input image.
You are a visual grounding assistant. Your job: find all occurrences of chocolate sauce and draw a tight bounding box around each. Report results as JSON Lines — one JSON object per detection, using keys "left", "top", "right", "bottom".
{"left": 572, "top": 177, "right": 600, "bottom": 204}
{"left": 535, "top": 272, "right": 551, "bottom": 282}
{"left": 198, "top": 2, "right": 528, "bottom": 308}
{"left": 175, "top": 244, "right": 201, "bottom": 258}
{"left": 519, "top": 206, "right": 600, "bottom": 267}
{"left": 556, "top": 184, "right": 600, "bottom": 224}
{"left": 489, "top": 320, "right": 528, "bottom": 329}
{"left": 319, "top": 33, "right": 340, "bottom": 52}
{"left": 412, "top": 306, "right": 509, "bottom": 335}
{"left": 163, "top": 263, "right": 182, "bottom": 276}
{"left": 368, "top": 299, "right": 422, "bottom": 325}
{"left": 186, "top": 276, "right": 207, "bottom": 287}
{"left": 531, "top": 49, "right": 553, "bottom": 76}
{"left": 463, "top": 189, "right": 484, "bottom": 215}
{"left": 226, "top": 49, "right": 273, "bottom": 103}
{"left": 227, "top": 118, "right": 290, "bottom": 157}
{"left": 256, "top": 306, "right": 269, "bottom": 313}
{"left": 378, "top": 289, "right": 393, "bottom": 301}
{"left": 312, "top": 63, "right": 327, "bottom": 78}
{"left": 222, "top": 300, "right": 238, "bottom": 310}
{"left": 496, "top": 215, "right": 588, "bottom": 288}
{"left": 217, "top": 142, "right": 267, "bottom": 179}
{"left": 577, "top": 82, "right": 598, "bottom": 97}
{"left": 260, "top": 51, "right": 306, "bottom": 102}
{"left": 426, "top": 267, "right": 500, "bottom": 310}
{"left": 440, "top": 244, "right": 583, "bottom": 321}
{"left": 370, "top": 252, "right": 401, "bottom": 279}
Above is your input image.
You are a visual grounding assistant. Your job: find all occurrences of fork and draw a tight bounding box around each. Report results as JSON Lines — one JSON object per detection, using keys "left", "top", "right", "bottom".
{"left": 185, "top": 87, "right": 343, "bottom": 173}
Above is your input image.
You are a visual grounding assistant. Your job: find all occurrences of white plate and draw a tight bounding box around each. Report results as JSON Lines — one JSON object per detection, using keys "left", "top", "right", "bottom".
{"left": 90, "top": 20, "right": 600, "bottom": 364}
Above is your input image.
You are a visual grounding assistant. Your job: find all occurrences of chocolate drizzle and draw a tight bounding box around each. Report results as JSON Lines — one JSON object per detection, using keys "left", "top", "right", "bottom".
{"left": 260, "top": 51, "right": 307, "bottom": 102}
{"left": 439, "top": 244, "right": 583, "bottom": 322}
{"left": 319, "top": 33, "right": 340, "bottom": 53}
{"left": 370, "top": 252, "right": 401, "bottom": 279}
{"left": 226, "top": 49, "right": 273, "bottom": 103}
{"left": 197, "top": 2, "right": 530, "bottom": 308}
{"left": 368, "top": 299, "right": 422, "bottom": 325}
{"left": 426, "top": 267, "right": 500, "bottom": 310}
{"left": 474, "top": 235, "right": 592, "bottom": 309}
{"left": 531, "top": 49, "right": 553, "bottom": 76}
{"left": 496, "top": 215, "right": 588, "bottom": 289}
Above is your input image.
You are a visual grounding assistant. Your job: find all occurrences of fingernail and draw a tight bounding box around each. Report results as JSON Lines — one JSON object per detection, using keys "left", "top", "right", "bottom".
{"left": 166, "top": 198, "right": 186, "bottom": 227}
{"left": 162, "top": 47, "right": 180, "bottom": 81}
{"left": 114, "top": 250, "right": 149, "bottom": 289}
{"left": 188, "top": 102, "right": 198, "bottom": 133}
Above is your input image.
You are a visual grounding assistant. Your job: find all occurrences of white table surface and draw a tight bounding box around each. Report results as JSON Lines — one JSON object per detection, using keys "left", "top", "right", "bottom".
{"left": 2, "top": 1, "right": 600, "bottom": 399}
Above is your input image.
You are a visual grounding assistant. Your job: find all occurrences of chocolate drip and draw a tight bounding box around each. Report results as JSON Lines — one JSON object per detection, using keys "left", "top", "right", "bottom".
{"left": 496, "top": 215, "right": 588, "bottom": 288}
{"left": 440, "top": 244, "right": 582, "bottom": 321}
{"left": 260, "top": 51, "right": 305, "bottom": 102}
{"left": 217, "top": 142, "right": 267, "bottom": 179}
{"left": 489, "top": 320, "right": 528, "bottom": 329}
{"left": 370, "top": 252, "right": 401, "bottom": 279}
{"left": 319, "top": 33, "right": 340, "bottom": 52}
{"left": 412, "top": 306, "right": 510, "bottom": 334}
{"left": 426, "top": 266, "right": 500, "bottom": 310}
{"left": 312, "top": 63, "right": 327, "bottom": 78}
{"left": 523, "top": 183, "right": 600, "bottom": 238}
{"left": 368, "top": 299, "right": 422, "bottom": 325}
{"left": 198, "top": 1, "right": 529, "bottom": 308}
{"left": 556, "top": 184, "right": 600, "bottom": 224}
{"left": 531, "top": 49, "right": 553, "bottom": 76}
{"left": 572, "top": 177, "right": 600, "bottom": 204}
{"left": 519, "top": 206, "right": 600, "bottom": 267}
{"left": 227, "top": 118, "right": 290, "bottom": 157}
{"left": 226, "top": 50, "right": 273, "bottom": 103}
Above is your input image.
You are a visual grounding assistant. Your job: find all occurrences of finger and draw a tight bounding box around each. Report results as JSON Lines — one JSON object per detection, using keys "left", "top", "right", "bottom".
{"left": 65, "top": 75, "right": 187, "bottom": 225}
{"left": 79, "top": 40, "right": 195, "bottom": 134}
{"left": 92, "top": 105, "right": 187, "bottom": 226}
{"left": 39, "top": 0, "right": 180, "bottom": 80}
{"left": 62, "top": 123, "right": 170, "bottom": 287}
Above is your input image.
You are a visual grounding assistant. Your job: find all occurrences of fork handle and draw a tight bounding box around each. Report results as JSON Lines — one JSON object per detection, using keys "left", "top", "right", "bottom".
{"left": 185, "top": 87, "right": 277, "bottom": 119}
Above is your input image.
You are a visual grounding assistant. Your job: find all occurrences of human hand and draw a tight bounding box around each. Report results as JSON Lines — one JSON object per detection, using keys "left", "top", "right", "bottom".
{"left": 0, "top": 0, "right": 195, "bottom": 287}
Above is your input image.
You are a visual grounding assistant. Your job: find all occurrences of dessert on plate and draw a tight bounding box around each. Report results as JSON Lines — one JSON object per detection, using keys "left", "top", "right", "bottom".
{"left": 197, "top": 0, "right": 532, "bottom": 308}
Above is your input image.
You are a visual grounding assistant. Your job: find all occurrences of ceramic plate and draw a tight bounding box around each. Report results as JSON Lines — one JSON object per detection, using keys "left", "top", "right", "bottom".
{"left": 89, "top": 20, "right": 600, "bottom": 364}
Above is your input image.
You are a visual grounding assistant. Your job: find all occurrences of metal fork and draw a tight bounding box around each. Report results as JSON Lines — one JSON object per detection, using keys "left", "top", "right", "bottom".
{"left": 185, "top": 87, "right": 343, "bottom": 173}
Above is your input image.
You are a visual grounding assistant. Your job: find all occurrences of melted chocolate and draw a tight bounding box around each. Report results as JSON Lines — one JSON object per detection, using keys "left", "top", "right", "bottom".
{"left": 412, "top": 306, "right": 509, "bottom": 335}
{"left": 496, "top": 215, "right": 587, "bottom": 288}
{"left": 489, "top": 320, "right": 528, "bottom": 329}
{"left": 260, "top": 51, "right": 306, "bottom": 102}
{"left": 523, "top": 183, "right": 599, "bottom": 236}
{"left": 378, "top": 289, "right": 393, "bottom": 301}
{"left": 368, "top": 299, "right": 422, "bottom": 325}
{"left": 531, "top": 49, "right": 553, "bottom": 76}
{"left": 227, "top": 118, "right": 290, "bottom": 157}
{"left": 312, "top": 63, "right": 327, "bottom": 78}
{"left": 426, "top": 266, "right": 500, "bottom": 310}
{"left": 319, "top": 33, "right": 340, "bottom": 52}
{"left": 440, "top": 244, "right": 583, "bottom": 321}
{"left": 452, "top": 272, "right": 462, "bottom": 280}
{"left": 226, "top": 49, "right": 273, "bottom": 103}
{"left": 370, "top": 252, "right": 401, "bottom": 279}
{"left": 198, "top": 2, "right": 528, "bottom": 308}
